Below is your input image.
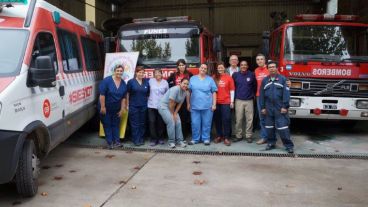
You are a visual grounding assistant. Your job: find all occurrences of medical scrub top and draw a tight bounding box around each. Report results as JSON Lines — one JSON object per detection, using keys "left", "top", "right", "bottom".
{"left": 160, "top": 85, "right": 187, "bottom": 108}
{"left": 189, "top": 75, "right": 218, "bottom": 110}
{"left": 99, "top": 76, "right": 127, "bottom": 111}
{"left": 127, "top": 78, "right": 150, "bottom": 107}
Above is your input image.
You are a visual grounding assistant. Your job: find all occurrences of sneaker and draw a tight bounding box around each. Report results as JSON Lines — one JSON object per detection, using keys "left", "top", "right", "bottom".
{"left": 256, "top": 138, "right": 267, "bottom": 145}
{"left": 286, "top": 148, "right": 294, "bottom": 154}
{"left": 188, "top": 140, "right": 198, "bottom": 145}
{"left": 265, "top": 144, "right": 276, "bottom": 151}
{"left": 214, "top": 137, "right": 223, "bottom": 144}
{"left": 168, "top": 143, "right": 176, "bottom": 148}
{"left": 246, "top": 138, "right": 253, "bottom": 143}
{"left": 223, "top": 138, "right": 231, "bottom": 146}
{"left": 150, "top": 140, "right": 158, "bottom": 147}
{"left": 114, "top": 142, "right": 123, "bottom": 148}
{"left": 158, "top": 140, "right": 165, "bottom": 145}
{"left": 204, "top": 140, "right": 210, "bottom": 145}
{"left": 108, "top": 144, "right": 114, "bottom": 150}
{"left": 177, "top": 141, "right": 187, "bottom": 148}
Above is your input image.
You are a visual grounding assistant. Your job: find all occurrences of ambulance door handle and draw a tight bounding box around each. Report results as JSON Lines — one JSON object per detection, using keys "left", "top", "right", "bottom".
{"left": 59, "top": 86, "right": 65, "bottom": 97}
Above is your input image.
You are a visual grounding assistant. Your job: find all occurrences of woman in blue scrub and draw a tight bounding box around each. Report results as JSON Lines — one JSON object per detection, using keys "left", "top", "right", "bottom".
{"left": 127, "top": 67, "right": 150, "bottom": 146}
{"left": 99, "top": 65, "right": 128, "bottom": 149}
{"left": 187, "top": 64, "right": 218, "bottom": 145}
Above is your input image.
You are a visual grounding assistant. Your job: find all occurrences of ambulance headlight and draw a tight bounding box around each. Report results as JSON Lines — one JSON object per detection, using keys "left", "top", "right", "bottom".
{"left": 356, "top": 100, "right": 368, "bottom": 109}
{"left": 290, "top": 98, "right": 301, "bottom": 107}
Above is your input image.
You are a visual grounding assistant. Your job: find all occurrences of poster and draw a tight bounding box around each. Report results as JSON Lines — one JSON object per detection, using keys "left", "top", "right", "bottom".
{"left": 99, "top": 52, "right": 139, "bottom": 139}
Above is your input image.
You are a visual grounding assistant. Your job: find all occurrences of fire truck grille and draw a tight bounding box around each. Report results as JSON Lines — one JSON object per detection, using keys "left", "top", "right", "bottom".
{"left": 289, "top": 78, "right": 368, "bottom": 98}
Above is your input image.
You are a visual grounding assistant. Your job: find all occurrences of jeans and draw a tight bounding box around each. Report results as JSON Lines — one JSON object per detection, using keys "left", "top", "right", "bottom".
{"left": 158, "top": 107, "right": 184, "bottom": 144}
{"left": 214, "top": 104, "right": 231, "bottom": 138}
{"left": 148, "top": 108, "right": 165, "bottom": 141}
{"left": 129, "top": 106, "right": 147, "bottom": 145}
{"left": 191, "top": 109, "right": 213, "bottom": 142}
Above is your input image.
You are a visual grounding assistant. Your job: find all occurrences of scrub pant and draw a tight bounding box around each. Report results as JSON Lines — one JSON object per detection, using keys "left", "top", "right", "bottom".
{"left": 191, "top": 109, "right": 213, "bottom": 143}
{"left": 129, "top": 106, "right": 147, "bottom": 145}
{"left": 265, "top": 110, "right": 294, "bottom": 150}
{"left": 214, "top": 104, "right": 231, "bottom": 139}
{"left": 148, "top": 108, "right": 165, "bottom": 142}
{"left": 257, "top": 96, "right": 269, "bottom": 140}
{"left": 100, "top": 109, "right": 120, "bottom": 145}
{"left": 158, "top": 107, "right": 184, "bottom": 144}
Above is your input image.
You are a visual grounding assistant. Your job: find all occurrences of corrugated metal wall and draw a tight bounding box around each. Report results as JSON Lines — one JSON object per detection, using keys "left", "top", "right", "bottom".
{"left": 119, "top": 0, "right": 323, "bottom": 50}
{"left": 45, "top": 0, "right": 112, "bottom": 31}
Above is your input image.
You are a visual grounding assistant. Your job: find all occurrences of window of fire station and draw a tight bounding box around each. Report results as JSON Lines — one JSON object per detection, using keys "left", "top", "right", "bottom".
{"left": 81, "top": 37, "right": 101, "bottom": 71}
{"left": 57, "top": 29, "right": 82, "bottom": 72}
{"left": 30, "top": 32, "right": 58, "bottom": 73}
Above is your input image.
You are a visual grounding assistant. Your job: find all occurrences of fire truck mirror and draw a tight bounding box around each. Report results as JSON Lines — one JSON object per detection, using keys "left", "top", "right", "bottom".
{"left": 28, "top": 56, "right": 56, "bottom": 88}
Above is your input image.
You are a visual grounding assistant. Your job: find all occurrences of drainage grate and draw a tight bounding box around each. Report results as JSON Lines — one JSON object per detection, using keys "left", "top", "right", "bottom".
{"left": 65, "top": 143, "right": 368, "bottom": 160}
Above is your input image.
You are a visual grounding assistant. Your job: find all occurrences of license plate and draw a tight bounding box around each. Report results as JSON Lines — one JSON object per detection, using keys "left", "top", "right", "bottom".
{"left": 323, "top": 104, "right": 337, "bottom": 110}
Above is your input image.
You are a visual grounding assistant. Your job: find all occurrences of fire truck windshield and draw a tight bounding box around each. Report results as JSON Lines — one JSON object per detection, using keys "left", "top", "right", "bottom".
{"left": 119, "top": 28, "right": 200, "bottom": 67}
{"left": 284, "top": 25, "right": 368, "bottom": 63}
{"left": 0, "top": 29, "right": 28, "bottom": 76}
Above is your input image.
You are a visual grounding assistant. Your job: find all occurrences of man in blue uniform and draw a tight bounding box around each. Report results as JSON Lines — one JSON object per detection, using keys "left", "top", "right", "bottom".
{"left": 259, "top": 61, "right": 294, "bottom": 153}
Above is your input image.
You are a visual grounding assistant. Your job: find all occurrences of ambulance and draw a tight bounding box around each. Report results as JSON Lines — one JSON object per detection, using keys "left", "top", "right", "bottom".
{"left": 0, "top": 0, "right": 104, "bottom": 196}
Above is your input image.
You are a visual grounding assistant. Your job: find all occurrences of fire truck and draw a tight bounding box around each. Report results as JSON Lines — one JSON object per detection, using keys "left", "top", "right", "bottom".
{"left": 116, "top": 16, "right": 220, "bottom": 78}
{"left": 0, "top": 0, "right": 104, "bottom": 196}
{"left": 268, "top": 14, "right": 368, "bottom": 121}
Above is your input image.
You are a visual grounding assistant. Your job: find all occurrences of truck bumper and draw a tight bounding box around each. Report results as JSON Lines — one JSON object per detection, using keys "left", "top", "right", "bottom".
{"left": 289, "top": 96, "right": 368, "bottom": 120}
{"left": 0, "top": 130, "right": 26, "bottom": 184}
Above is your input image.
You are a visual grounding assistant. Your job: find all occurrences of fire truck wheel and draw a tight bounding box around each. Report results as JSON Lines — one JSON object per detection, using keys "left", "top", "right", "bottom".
{"left": 15, "top": 139, "right": 40, "bottom": 197}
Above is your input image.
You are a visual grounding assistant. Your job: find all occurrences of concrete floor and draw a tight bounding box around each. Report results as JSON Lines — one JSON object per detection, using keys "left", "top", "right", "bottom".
{"left": 68, "top": 120, "right": 368, "bottom": 155}
{"left": 1, "top": 146, "right": 367, "bottom": 207}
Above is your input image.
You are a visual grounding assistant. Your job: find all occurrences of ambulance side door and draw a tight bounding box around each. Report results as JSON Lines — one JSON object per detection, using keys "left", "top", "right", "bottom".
{"left": 29, "top": 32, "right": 65, "bottom": 145}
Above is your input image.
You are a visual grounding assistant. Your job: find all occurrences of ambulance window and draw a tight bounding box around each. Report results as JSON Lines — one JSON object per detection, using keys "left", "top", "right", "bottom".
{"left": 57, "top": 29, "right": 82, "bottom": 72}
{"left": 30, "top": 32, "right": 58, "bottom": 72}
{"left": 81, "top": 37, "right": 101, "bottom": 71}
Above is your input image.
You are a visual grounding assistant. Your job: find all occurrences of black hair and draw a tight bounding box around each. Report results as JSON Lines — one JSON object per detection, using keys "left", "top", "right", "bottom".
{"left": 267, "top": 61, "right": 278, "bottom": 68}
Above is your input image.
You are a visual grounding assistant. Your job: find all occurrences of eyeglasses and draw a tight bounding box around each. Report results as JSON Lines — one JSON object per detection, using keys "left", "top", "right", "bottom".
{"left": 178, "top": 64, "right": 185, "bottom": 67}
{"left": 240, "top": 64, "right": 248, "bottom": 66}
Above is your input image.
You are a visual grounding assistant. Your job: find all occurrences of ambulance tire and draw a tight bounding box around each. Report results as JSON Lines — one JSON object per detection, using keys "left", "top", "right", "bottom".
{"left": 15, "top": 139, "right": 39, "bottom": 197}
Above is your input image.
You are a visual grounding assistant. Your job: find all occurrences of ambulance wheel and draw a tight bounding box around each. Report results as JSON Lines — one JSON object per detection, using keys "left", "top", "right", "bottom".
{"left": 15, "top": 139, "right": 40, "bottom": 197}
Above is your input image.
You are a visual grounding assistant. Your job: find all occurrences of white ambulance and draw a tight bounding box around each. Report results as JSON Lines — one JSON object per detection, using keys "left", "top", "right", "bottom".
{"left": 0, "top": 0, "right": 104, "bottom": 196}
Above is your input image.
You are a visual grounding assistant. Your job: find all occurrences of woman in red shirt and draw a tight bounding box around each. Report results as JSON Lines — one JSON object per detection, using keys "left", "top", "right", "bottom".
{"left": 213, "top": 61, "right": 235, "bottom": 146}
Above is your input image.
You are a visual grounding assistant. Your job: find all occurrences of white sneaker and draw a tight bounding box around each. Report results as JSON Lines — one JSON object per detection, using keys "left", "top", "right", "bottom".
{"left": 177, "top": 141, "right": 187, "bottom": 148}
{"left": 168, "top": 143, "right": 175, "bottom": 148}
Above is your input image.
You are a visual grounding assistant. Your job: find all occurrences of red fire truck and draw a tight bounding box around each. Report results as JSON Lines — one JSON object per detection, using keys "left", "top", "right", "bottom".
{"left": 116, "top": 16, "right": 220, "bottom": 78}
{"left": 268, "top": 14, "right": 368, "bottom": 121}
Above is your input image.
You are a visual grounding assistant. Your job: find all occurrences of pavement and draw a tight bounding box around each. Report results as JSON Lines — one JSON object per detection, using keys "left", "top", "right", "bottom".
{"left": 1, "top": 146, "right": 368, "bottom": 207}
{"left": 68, "top": 119, "right": 368, "bottom": 156}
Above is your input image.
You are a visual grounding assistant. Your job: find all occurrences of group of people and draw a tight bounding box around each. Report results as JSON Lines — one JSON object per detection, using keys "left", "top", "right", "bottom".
{"left": 98, "top": 54, "right": 294, "bottom": 153}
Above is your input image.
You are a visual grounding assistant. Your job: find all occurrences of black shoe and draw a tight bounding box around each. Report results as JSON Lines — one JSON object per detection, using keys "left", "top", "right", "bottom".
{"left": 265, "top": 144, "right": 275, "bottom": 151}
{"left": 232, "top": 138, "right": 243, "bottom": 143}
{"left": 246, "top": 138, "right": 253, "bottom": 143}
{"left": 286, "top": 148, "right": 294, "bottom": 154}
